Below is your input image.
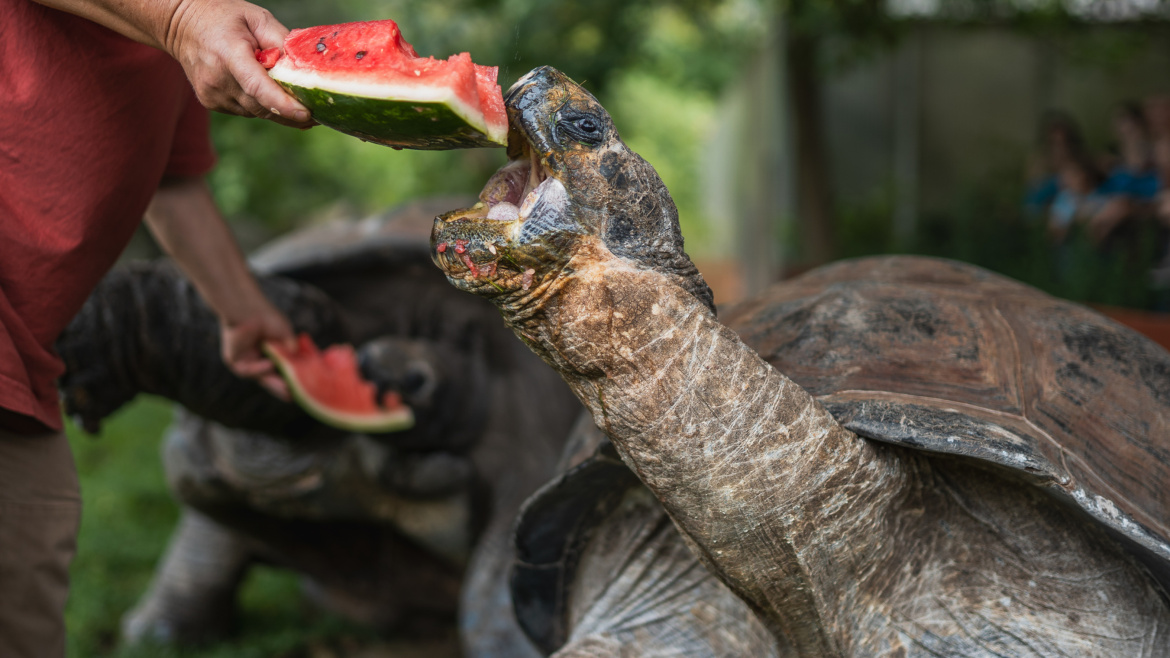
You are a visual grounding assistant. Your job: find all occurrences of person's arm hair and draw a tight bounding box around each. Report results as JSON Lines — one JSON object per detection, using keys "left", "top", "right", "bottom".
{"left": 31, "top": 0, "right": 311, "bottom": 127}
{"left": 143, "top": 176, "right": 292, "bottom": 398}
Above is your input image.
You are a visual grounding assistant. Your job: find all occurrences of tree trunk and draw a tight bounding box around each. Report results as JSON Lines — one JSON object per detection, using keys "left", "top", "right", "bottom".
{"left": 785, "top": 29, "right": 836, "bottom": 267}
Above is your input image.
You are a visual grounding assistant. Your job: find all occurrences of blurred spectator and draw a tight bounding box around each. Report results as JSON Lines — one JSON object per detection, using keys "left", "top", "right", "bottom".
{"left": 1147, "top": 96, "right": 1170, "bottom": 225}
{"left": 1144, "top": 133, "right": 1170, "bottom": 290}
{"left": 1100, "top": 103, "right": 1160, "bottom": 200}
{"left": 1154, "top": 137, "right": 1170, "bottom": 225}
{"left": 1026, "top": 111, "right": 1087, "bottom": 214}
{"left": 1146, "top": 95, "right": 1170, "bottom": 142}
{"left": 1049, "top": 155, "right": 1108, "bottom": 242}
{"left": 1085, "top": 103, "right": 1160, "bottom": 242}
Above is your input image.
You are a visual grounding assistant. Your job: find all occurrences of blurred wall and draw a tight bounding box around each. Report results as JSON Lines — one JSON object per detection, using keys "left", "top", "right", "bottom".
{"left": 824, "top": 24, "right": 1170, "bottom": 218}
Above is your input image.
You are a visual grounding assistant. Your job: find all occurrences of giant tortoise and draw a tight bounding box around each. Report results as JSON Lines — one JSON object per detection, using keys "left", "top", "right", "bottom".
{"left": 58, "top": 200, "right": 581, "bottom": 655}
{"left": 432, "top": 66, "right": 1170, "bottom": 655}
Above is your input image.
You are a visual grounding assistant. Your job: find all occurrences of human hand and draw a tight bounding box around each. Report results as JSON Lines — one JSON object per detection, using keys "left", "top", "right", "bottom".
{"left": 221, "top": 305, "right": 296, "bottom": 401}
{"left": 165, "top": 0, "right": 313, "bottom": 127}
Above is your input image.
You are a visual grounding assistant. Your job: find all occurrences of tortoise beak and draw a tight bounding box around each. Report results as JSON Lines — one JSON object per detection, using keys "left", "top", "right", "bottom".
{"left": 503, "top": 66, "right": 574, "bottom": 161}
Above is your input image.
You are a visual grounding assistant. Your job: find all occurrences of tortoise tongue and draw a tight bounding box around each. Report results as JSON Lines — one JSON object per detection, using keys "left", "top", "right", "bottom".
{"left": 488, "top": 202, "right": 520, "bottom": 221}
{"left": 478, "top": 143, "right": 549, "bottom": 215}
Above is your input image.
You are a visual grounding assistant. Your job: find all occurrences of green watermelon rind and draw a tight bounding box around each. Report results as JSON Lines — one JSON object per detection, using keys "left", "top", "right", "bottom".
{"left": 263, "top": 343, "right": 416, "bottom": 434}
{"left": 271, "top": 69, "right": 506, "bottom": 150}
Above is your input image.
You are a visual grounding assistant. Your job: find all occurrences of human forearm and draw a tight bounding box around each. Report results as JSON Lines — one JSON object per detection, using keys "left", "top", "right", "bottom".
{"left": 144, "top": 177, "right": 292, "bottom": 396}
{"left": 30, "top": 0, "right": 177, "bottom": 49}
{"left": 31, "top": 0, "right": 311, "bottom": 126}
{"left": 145, "top": 177, "right": 263, "bottom": 325}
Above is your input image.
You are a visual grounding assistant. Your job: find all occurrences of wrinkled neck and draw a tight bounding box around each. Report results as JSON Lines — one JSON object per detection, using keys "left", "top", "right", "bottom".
{"left": 503, "top": 249, "right": 907, "bottom": 654}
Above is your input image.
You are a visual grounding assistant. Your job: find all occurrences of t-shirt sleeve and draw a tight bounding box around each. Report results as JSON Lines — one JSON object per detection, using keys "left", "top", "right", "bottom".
{"left": 164, "top": 87, "right": 217, "bottom": 178}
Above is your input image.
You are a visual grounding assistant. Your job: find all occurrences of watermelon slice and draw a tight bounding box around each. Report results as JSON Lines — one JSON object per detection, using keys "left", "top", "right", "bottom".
{"left": 258, "top": 19, "right": 507, "bottom": 150}
{"left": 264, "top": 334, "right": 415, "bottom": 433}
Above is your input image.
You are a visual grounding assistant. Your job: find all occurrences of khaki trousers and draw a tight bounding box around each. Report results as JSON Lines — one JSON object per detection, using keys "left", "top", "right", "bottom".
{"left": 0, "top": 428, "right": 81, "bottom": 658}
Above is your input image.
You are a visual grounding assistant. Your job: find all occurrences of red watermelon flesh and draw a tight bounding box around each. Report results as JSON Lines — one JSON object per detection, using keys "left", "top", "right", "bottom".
{"left": 257, "top": 19, "right": 507, "bottom": 148}
{"left": 256, "top": 47, "right": 281, "bottom": 69}
{"left": 264, "top": 333, "right": 414, "bottom": 433}
{"left": 476, "top": 66, "right": 506, "bottom": 136}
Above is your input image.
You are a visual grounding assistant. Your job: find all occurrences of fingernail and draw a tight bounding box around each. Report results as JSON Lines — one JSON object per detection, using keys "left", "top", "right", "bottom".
{"left": 293, "top": 110, "right": 309, "bottom": 122}
{"left": 271, "top": 107, "right": 282, "bottom": 116}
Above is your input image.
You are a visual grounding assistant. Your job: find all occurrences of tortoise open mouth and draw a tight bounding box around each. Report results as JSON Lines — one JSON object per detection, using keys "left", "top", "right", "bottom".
{"left": 432, "top": 130, "right": 564, "bottom": 290}
{"left": 478, "top": 143, "right": 551, "bottom": 222}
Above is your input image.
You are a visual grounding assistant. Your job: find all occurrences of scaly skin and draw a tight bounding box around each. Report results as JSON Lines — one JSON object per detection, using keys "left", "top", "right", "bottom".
{"left": 433, "top": 67, "right": 1170, "bottom": 655}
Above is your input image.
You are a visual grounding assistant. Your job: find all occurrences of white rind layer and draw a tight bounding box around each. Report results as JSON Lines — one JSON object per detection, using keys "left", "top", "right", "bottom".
{"left": 297, "top": 401, "right": 415, "bottom": 433}
{"left": 264, "top": 342, "right": 417, "bottom": 433}
{"left": 287, "top": 374, "right": 416, "bottom": 433}
{"left": 270, "top": 60, "right": 506, "bottom": 142}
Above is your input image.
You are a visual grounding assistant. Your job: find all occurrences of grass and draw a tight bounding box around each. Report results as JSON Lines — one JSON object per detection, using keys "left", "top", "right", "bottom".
{"left": 64, "top": 397, "right": 374, "bottom": 658}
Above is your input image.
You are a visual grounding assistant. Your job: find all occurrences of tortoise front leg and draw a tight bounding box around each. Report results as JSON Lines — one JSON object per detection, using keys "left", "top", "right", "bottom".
{"left": 122, "top": 508, "right": 253, "bottom": 645}
{"left": 554, "top": 487, "right": 783, "bottom": 658}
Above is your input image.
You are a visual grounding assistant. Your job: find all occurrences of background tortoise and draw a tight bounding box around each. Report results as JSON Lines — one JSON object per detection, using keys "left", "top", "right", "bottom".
{"left": 59, "top": 200, "right": 581, "bottom": 655}
{"left": 434, "top": 66, "right": 1170, "bottom": 655}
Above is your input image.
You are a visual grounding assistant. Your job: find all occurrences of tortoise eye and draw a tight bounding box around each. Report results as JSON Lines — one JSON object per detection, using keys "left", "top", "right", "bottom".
{"left": 557, "top": 113, "right": 605, "bottom": 146}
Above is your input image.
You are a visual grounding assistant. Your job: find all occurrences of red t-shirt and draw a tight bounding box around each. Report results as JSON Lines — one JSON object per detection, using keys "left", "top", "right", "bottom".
{"left": 0, "top": 1, "right": 217, "bottom": 431}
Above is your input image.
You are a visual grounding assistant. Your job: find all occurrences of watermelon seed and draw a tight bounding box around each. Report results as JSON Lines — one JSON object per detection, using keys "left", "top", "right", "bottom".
{"left": 487, "top": 243, "right": 497, "bottom": 255}
{"left": 316, "top": 42, "right": 326, "bottom": 53}
{"left": 356, "top": 51, "right": 366, "bottom": 60}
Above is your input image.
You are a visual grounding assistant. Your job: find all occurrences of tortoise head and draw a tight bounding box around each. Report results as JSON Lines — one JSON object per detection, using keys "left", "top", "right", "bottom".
{"left": 432, "top": 66, "right": 713, "bottom": 315}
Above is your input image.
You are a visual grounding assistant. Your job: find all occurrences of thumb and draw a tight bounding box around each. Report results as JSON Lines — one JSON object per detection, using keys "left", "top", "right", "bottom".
{"left": 248, "top": 8, "right": 290, "bottom": 50}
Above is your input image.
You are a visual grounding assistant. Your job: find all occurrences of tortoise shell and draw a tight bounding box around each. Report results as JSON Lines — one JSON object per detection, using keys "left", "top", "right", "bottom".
{"left": 512, "top": 255, "right": 1170, "bottom": 650}
{"left": 249, "top": 196, "right": 483, "bottom": 346}
{"left": 724, "top": 255, "right": 1170, "bottom": 584}
{"left": 249, "top": 196, "right": 472, "bottom": 279}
